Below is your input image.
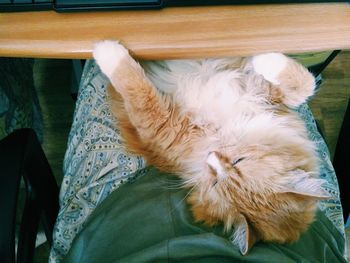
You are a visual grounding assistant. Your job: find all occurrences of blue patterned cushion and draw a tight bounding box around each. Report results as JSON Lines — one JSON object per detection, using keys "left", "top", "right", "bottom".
{"left": 49, "top": 59, "right": 345, "bottom": 262}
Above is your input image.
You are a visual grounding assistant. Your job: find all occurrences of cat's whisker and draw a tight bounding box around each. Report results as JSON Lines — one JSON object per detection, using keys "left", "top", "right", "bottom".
{"left": 169, "top": 182, "right": 199, "bottom": 215}
{"left": 160, "top": 176, "right": 200, "bottom": 190}
{"left": 161, "top": 179, "right": 189, "bottom": 190}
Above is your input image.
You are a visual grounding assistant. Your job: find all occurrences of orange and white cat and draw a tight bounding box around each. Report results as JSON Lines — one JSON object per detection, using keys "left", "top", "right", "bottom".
{"left": 93, "top": 41, "right": 329, "bottom": 255}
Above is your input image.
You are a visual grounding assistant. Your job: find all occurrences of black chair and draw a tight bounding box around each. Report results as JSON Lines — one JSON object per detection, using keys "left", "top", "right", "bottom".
{"left": 333, "top": 99, "right": 350, "bottom": 223}
{"left": 0, "top": 128, "right": 59, "bottom": 263}
{"left": 307, "top": 50, "right": 349, "bottom": 223}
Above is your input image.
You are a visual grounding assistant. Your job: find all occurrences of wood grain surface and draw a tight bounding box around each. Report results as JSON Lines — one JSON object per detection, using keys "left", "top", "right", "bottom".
{"left": 1, "top": 3, "right": 350, "bottom": 59}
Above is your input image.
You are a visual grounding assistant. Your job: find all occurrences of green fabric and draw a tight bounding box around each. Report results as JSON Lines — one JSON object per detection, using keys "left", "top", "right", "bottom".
{"left": 289, "top": 52, "right": 333, "bottom": 68}
{"left": 64, "top": 167, "right": 346, "bottom": 263}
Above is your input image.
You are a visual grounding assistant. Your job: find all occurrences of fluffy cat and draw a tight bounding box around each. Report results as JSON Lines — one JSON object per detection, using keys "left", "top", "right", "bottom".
{"left": 93, "top": 41, "right": 329, "bottom": 255}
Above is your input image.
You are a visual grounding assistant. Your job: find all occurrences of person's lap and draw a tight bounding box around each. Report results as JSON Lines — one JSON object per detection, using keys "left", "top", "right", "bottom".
{"left": 49, "top": 59, "right": 345, "bottom": 262}
{"left": 63, "top": 168, "right": 346, "bottom": 263}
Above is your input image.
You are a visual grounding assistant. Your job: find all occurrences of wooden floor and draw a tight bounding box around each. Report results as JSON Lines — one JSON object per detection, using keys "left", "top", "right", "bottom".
{"left": 308, "top": 51, "right": 350, "bottom": 160}
{"left": 33, "top": 52, "right": 350, "bottom": 262}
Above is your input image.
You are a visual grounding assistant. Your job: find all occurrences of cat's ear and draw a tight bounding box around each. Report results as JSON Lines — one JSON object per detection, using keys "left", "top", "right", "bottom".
{"left": 279, "top": 169, "right": 331, "bottom": 199}
{"left": 231, "top": 215, "right": 259, "bottom": 255}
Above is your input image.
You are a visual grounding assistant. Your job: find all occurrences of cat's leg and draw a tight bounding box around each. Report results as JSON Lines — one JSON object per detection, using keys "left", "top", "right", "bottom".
{"left": 93, "top": 40, "right": 172, "bottom": 141}
{"left": 93, "top": 41, "right": 201, "bottom": 172}
{"left": 250, "top": 53, "right": 316, "bottom": 108}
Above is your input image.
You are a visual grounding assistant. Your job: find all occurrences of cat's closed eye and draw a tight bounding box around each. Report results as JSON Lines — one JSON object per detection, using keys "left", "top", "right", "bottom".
{"left": 232, "top": 157, "right": 245, "bottom": 166}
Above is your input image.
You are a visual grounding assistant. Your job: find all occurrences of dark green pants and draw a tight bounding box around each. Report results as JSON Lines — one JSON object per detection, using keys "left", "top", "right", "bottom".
{"left": 64, "top": 167, "right": 346, "bottom": 263}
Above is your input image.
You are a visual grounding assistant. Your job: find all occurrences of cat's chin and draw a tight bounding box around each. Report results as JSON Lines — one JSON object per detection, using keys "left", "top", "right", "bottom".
{"left": 188, "top": 195, "right": 222, "bottom": 230}
{"left": 187, "top": 189, "right": 236, "bottom": 231}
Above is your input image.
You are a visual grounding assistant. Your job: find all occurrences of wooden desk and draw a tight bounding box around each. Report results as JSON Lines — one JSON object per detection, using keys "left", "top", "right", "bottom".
{"left": 0, "top": 3, "right": 350, "bottom": 60}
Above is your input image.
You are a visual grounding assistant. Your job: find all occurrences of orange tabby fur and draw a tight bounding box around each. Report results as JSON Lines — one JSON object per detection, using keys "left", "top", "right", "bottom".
{"left": 94, "top": 41, "right": 329, "bottom": 255}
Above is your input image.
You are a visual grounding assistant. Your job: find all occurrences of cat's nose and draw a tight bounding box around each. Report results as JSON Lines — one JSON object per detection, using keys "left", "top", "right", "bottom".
{"left": 206, "top": 151, "right": 224, "bottom": 177}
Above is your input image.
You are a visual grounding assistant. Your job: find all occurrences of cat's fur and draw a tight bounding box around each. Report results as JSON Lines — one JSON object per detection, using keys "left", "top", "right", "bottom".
{"left": 93, "top": 41, "right": 329, "bottom": 255}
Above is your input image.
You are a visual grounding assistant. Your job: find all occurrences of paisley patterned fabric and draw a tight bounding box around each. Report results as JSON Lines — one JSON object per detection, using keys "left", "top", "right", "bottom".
{"left": 298, "top": 104, "right": 345, "bottom": 237}
{"left": 49, "top": 60, "right": 146, "bottom": 262}
{"left": 49, "top": 59, "right": 345, "bottom": 262}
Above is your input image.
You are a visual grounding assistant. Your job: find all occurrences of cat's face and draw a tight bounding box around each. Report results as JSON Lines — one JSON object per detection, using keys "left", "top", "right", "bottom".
{"left": 188, "top": 140, "right": 328, "bottom": 255}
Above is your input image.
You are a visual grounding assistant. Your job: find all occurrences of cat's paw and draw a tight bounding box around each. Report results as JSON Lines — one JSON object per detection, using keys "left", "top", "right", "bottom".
{"left": 93, "top": 40, "right": 129, "bottom": 78}
{"left": 252, "top": 53, "right": 315, "bottom": 108}
{"left": 252, "top": 53, "right": 288, "bottom": 85}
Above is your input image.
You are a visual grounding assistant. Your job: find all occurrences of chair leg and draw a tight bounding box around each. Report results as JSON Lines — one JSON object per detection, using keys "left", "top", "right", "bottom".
{"left": 0, "top": 128, "right": 59, "bottom": 263}
{"left": 308, "top": 50, "right": 341, "bottom": 77}
{"left": 333, "top": 99, "right": 350, "bottom": 222}
{"left": 0, "top": 132, "right": 24, "bottom": 263}
{"left": 17, "top": 181, "right": 41, "bottom": 263}
{"left": 22, "top": 129, "right": 59, "bottom": 246}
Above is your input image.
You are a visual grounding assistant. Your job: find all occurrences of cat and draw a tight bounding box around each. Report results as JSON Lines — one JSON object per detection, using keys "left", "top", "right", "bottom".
{"left": 93, "top": 40, "right": 329, "bottom": 255}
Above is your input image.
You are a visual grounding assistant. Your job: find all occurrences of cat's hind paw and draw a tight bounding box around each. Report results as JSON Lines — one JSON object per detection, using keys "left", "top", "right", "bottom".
{"left": 93, "top": 40, "right": 129, "bottom": 79}
{"left": 252, "top": 53, "right": 288, "bottom": 85}
{"left": 252, "top": 53, "right": 315, "bottom": 108}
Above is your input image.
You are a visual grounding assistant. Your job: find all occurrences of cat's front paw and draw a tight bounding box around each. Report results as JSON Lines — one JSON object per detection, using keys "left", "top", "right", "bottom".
{"left": 93, "top": 40, "right": 129, "bottom": 79}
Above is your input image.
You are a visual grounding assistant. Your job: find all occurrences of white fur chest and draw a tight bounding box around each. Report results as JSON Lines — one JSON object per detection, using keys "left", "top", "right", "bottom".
{"left": 144, "top": 59, "right": 269, "bottom": 132}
